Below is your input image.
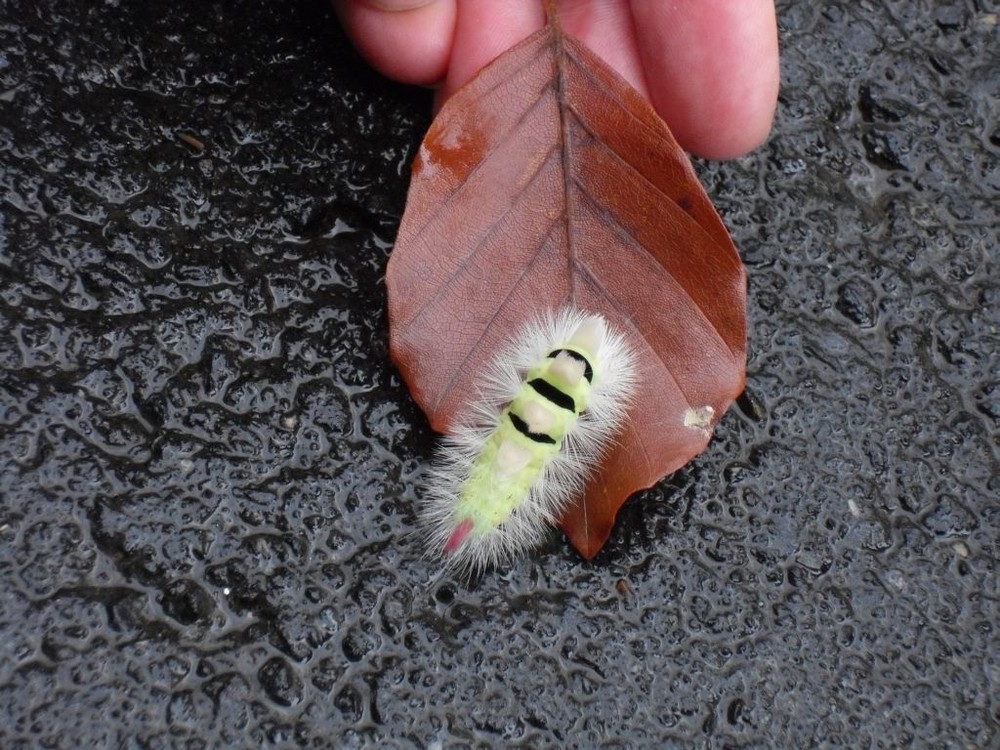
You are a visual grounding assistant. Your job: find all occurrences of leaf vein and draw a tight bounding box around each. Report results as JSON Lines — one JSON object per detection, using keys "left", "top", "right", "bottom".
{"left": 570, "top": 177, "right": 740, "bottom": 363}
{"left": 405, "top": 68, "right": 555, "bottom": 245}
{"left": 402, "top": 143, "right": 561, "bottom": 333}
{"left": 573, "top": 260, "right": 694, "bottom": 410}
{"left": 429, "top": 218, "right": 563, "bottom": 413}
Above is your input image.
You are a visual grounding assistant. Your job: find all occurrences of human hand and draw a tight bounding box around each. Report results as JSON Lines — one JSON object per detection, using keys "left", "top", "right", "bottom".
{"left": 333, "top": 0, "right": 779, "bottom": 160}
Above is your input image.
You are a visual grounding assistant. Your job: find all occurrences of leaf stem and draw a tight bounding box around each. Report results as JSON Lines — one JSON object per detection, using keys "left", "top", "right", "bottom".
{"left": 544, "top": 0, "right": 560, "bottom": 31}
{"left": 550, "top": 6, "right": 576, "bottom": 304}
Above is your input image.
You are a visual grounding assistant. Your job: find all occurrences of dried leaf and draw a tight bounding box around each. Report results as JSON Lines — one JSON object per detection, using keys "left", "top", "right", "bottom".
{"left": 387, "top": 15, "right": 746, "bottom": 558}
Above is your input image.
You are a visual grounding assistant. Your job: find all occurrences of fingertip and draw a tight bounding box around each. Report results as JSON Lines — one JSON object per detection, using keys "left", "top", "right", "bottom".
{"left": 632, "top": 0, "right": 780, "bottom": 159}
{"left": 675, "top": 89, "right": 778, "bottom": 161}
{"left": 334, "top": 0, "right": 457, "bottom": 86}
{"left": 439, "top": 0, "right": 546, "bottom": 102}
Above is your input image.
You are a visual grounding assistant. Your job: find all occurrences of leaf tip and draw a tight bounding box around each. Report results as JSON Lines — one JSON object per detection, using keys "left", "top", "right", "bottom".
{"left": 565, "top": 521, "right": 611, "bottom": 561}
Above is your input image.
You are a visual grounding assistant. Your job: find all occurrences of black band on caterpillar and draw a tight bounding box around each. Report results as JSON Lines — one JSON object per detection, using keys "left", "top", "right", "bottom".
{"left": 509, "top": 412, "right": 558, "bottom": 444}
{"left": 527, "top": 378, "right": 578, "bottom": 413}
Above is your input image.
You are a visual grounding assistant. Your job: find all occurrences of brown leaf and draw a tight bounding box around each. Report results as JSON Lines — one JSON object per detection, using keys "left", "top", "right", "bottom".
{"left": 387, "top": 16, "right": 746, "bottom": 559}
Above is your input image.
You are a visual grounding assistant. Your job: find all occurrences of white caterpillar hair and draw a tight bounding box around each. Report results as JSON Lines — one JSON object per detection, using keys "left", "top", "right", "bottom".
{"left": 418, "top": 307, "right": 637, "bottom": 576}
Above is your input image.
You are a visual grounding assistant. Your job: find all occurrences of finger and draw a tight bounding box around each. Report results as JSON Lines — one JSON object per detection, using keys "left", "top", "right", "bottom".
{"left": 556, "top": 0, "right": 649, "bottom": 100}
{"left": 437, "top": 0, "right": 546, "bottom": 106}
{"left": 630, "top": 0, "right": 780, "bottom": 159}
{"left": 437, "top": 1, "right": 646, "bottom": 111}
{"left": 333, "top": 0, "right": 457, "bottom": 86}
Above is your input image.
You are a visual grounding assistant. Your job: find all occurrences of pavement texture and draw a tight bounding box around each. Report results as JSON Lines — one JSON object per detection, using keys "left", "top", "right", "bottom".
{"left": 1, "top": 1, "right": 997, "bottom": 748}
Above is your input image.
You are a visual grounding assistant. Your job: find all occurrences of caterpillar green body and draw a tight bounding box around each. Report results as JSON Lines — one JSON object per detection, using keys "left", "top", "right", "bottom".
{"left": 422, "top": 308, "right": 636, "bottom": 574}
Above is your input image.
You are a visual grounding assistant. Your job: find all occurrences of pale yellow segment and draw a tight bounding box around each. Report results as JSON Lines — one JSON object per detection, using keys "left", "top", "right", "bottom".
{"left": 495, "top": 438, "right": 532, "bottom": 476}
{"left": 548, "top": 351, "right": 586, "bottom": 387}
{"left": 521, "top": 400, "right": 557, "bottom": 434}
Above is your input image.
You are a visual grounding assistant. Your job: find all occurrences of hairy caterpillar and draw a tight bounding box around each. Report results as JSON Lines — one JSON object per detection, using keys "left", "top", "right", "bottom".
{"left": 421, "top": 308, "right": 637, "bottom": 575}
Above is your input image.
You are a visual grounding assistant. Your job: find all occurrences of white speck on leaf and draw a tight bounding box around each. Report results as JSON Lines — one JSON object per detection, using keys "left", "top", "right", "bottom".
{"left": 683, "top": 405, "right": 715, "bottom": 436}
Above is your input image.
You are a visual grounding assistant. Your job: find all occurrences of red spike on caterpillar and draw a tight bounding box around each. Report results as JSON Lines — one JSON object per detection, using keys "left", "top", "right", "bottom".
{"left": 419, "top": 307, "right": 637, "bottom": 575}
